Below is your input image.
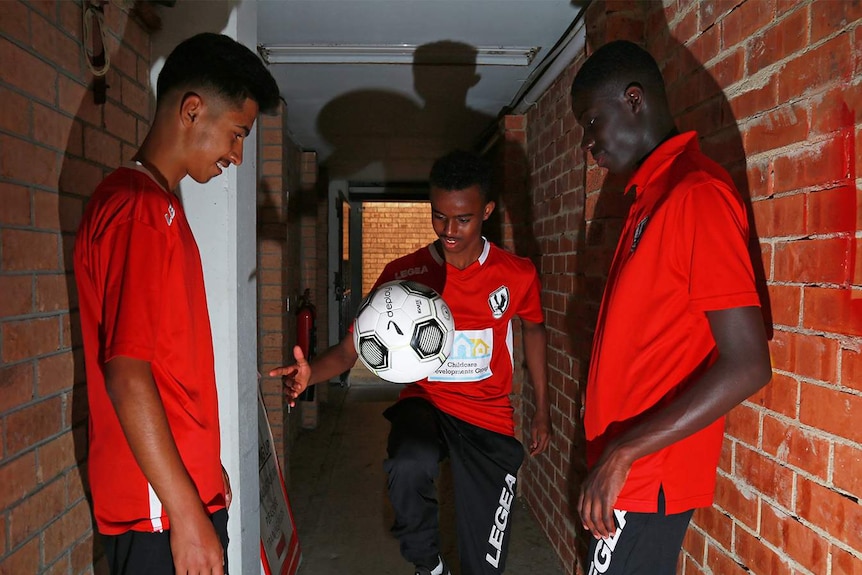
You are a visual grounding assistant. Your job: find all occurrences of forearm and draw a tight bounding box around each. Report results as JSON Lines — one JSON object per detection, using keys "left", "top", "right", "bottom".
{"left": 104, "top": 357, "right": 204, "bottom": 518}
{"left": 611, "top": 359, "right": 769, "bottom": 463}
{"left": 522, "top": 321, "right": 550, "bottom": 413}
{"left": 521, "top": 320, "right": 552, "bottom": 455}
{"left": 307, "top": 336, "right": 358, "bottom": 386}
{"left": 606, "top": 306, "right": 771, "bottom": 465}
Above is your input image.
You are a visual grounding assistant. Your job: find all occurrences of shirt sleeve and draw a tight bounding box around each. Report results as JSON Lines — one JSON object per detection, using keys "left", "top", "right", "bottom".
{"left": 100, "top": 219, "right": 169, "bottom": 363}
{"left": 517, "top": 263, "right": 545, "bottom": 324}
{"left": 684, "top": 182, "right": 760, "bottom": 312}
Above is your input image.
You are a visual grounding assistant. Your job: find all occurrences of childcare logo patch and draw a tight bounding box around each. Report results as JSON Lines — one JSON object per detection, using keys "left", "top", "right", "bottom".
{"left": 428, "top": 328, "right": 493, "bottom": 383}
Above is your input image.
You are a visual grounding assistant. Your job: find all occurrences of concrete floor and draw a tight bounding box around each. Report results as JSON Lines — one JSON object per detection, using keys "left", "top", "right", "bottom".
{"left": 286, "top": 366, "right": 566, "bottom": 575}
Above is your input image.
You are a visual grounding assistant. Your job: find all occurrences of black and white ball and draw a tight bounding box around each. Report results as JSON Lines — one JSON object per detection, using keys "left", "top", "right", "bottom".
{"left": 353, "top": 280, "right": 455, "bottom": 383}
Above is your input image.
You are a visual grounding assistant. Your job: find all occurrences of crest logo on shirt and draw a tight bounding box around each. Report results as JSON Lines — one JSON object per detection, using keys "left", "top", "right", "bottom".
{"left": 165, "top": 203, "right": 175, "bottom": 227}
{"left": 631, "top": 216, "right": 649, "bottom": 253}
{"left": 488, "top": 286, "right": 510, "bottom": 319}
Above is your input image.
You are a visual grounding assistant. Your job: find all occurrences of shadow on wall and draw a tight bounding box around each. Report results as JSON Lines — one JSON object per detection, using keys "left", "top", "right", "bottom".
{"left": 316, "top": 40, "right": 496, "bottom": 184}
{"left": 487, "top": 136, "right": 541, "bottom": 264}
{"left": 651, "top": 12, "right": 774, "bottom": 339}
{"left": 563, "top": 4, "right": 776, "bottom": 571}
{"left": 62, "top": 2, "right": 236, "bottom": 569}
{"left": 483, "top": 124, "right": 546, "bottom": 556}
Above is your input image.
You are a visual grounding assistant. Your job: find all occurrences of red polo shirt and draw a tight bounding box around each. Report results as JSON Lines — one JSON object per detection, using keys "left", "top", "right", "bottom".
{"left": 585, "top": 132, "right": 761, "bottom": 514}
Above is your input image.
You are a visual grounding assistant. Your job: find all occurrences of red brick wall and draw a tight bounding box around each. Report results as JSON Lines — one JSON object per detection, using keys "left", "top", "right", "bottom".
{"left": 516, "top": 0, "right": 862, "bottom": 573}
{"left": 257, "top": 126, "right": 324, "bottom": 480}
{"left": 500, "top": 59, "right": 592, "bottom": 572}
{"left": 0, "top": 1, "right": 151, "bottom": 572}
{"left": 258, "top": 105, "right": 303, "bottom": 472}
{"left": 486, "top": 115, "right": 553, "bottom": 484}
{"left": 660, "top": 2, "right": 862, "bottom": 573}
{"left": 361, "top": 201, "right": 437, "bottom": 296}
{"left": 0, "top": 1, "right": 320, "bottom": 569}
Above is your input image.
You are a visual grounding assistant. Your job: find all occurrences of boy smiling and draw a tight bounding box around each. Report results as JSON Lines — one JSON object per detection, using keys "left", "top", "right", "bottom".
{"left": 75, "top": 33, "right": 279, "bottom": 575}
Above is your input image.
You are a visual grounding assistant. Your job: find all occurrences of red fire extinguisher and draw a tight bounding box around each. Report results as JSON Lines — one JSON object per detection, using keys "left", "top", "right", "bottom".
{"left": 296, "top": 289, "right": 316, "bottom": 401}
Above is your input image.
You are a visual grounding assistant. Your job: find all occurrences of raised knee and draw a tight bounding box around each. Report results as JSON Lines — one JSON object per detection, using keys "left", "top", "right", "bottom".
{"left": 386, "top": 438, "right": 440, "bottom": 480}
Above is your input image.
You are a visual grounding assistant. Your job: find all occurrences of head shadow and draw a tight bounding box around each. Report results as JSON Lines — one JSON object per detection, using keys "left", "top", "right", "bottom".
{"left": 484, "top": 131, "right": 540, "bottom": 264}
{"left": 316, "top": 40, "right": 497, "bottom": 185}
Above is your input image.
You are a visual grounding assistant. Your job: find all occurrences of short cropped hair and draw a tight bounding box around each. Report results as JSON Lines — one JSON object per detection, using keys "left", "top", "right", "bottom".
{"left": 429, "top": 150, "right": 492, "bottom": 202}
{"left": 571, "top": 40, "right": 667, "bottom": 101}
{"left": 157, "top": 32, "right": 281, "bottom": 114}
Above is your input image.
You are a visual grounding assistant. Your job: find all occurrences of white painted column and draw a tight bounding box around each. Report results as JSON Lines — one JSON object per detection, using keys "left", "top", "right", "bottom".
{"left": 150, "top": 2, "right": 260, "bottom": 573}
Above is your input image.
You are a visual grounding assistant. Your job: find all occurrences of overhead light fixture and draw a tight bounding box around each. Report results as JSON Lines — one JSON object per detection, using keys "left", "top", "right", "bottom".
{"left": 257, "top": 43, "right": 540, "bottom": 66}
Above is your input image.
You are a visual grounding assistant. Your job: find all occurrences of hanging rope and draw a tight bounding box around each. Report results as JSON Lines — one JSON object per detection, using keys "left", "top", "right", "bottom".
{"left": 82, "top": 0, "right": 110, "bottom": 77}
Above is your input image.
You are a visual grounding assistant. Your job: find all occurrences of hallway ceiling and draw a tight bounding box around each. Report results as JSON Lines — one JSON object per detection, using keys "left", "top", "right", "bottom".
{"left": 256, "top": 0, "right": 585, "bottom": 182}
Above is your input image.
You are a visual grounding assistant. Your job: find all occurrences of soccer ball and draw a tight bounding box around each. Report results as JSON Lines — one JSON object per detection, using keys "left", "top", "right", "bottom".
{"left": 353, "top": 280, "right": 455, "bottom": 383}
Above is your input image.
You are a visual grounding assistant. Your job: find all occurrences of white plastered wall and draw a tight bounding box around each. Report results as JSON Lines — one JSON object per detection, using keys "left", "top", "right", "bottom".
{"left": 149, "top": 2, "right": 261, "bottom": 573}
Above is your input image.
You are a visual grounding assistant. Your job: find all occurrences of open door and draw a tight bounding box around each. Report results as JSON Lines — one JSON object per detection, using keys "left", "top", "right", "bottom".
{"left": 334, "top": 192, "right": 352, "bottom": 347}
{"left": 327, "top": 181, "right": 360, "bottom": 384}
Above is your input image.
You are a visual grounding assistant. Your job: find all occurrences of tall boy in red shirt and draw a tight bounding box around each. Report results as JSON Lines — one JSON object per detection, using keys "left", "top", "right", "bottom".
{"left": 570, "top": 40, "right": 772, "bottom": 574}
{"left": 74, "top": 33, "right": 279, "bottom": 575}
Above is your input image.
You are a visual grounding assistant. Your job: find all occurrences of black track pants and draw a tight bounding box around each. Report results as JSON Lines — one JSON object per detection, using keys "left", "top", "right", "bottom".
{"left": 103, "top": 508, "right": 229, "bottom": 575}
{"left": 586, "top": 489, "right": 693, "bottom": 575}
{"left": 384, "top": 398, "right": 525, "bottom": 574}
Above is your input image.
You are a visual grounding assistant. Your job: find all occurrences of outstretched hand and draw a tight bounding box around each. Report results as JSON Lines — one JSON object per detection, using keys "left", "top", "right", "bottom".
{"left": 269, "top": 346, "right": 310, "bottom": 407}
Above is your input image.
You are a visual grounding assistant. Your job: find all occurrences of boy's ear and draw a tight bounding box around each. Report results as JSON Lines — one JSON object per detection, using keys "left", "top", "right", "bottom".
{"left": 179, "top": 92, "right": 204, "bottom": 127}
{"left": 483, "top": 200, "right": 496, "bottom": 220}
{"left": 624, "top": 84, "right": 644, "bottom": 114}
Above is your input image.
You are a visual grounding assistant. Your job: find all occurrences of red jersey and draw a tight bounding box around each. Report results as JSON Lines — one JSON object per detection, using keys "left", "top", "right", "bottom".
{"left": 585, "top": 132, "right": 761, "bottom": 514}
{"left": 372, "top": 240, "right": 544, "bottom": 436}
{"left": 74, "top": 165, "right": 224, "bottom": 534}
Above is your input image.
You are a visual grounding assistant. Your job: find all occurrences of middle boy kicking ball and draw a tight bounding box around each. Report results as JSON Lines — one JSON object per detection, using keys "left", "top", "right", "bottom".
{"left": 272, "top": 150, "right": 551, "bottom": 575}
